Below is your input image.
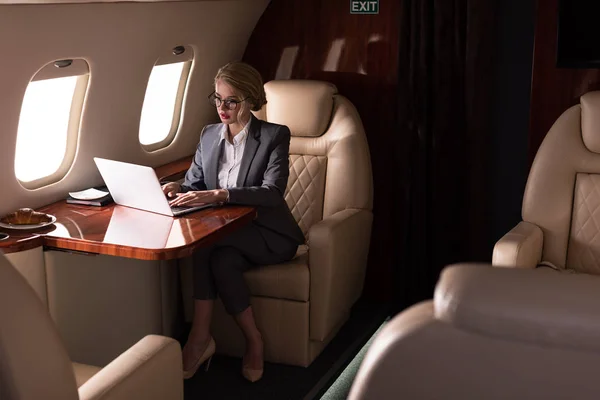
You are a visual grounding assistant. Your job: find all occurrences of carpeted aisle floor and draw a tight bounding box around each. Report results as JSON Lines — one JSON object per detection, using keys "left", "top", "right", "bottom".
{"left": 182, "top": 300, "right": 388, "bottom": 400}
{"left": 319, "top": 321, "right": 387, "bottom": 400}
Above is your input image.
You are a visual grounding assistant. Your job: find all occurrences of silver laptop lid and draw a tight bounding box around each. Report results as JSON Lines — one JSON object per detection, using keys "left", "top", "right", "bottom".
{"left": 93, "top": 157, "right": 174, "bottom": 216}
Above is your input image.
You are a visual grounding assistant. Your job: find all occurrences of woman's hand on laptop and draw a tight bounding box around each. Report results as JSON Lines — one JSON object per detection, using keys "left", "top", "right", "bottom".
{"left": 162, "top": 182, "right": 181, "bottom": 199}
{"left": 168, "top": 189, "right": 228, "bottom": 207}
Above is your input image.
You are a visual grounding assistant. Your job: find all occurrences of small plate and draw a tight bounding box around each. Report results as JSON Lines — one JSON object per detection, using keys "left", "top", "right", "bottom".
{"left": 0, "top": 215, "right": 57, "bottom": 231}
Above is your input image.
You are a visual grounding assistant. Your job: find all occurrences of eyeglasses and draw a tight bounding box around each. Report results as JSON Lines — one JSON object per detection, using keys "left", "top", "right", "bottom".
{"left": 208, "top": 92, "right": 248, "bottom": 111}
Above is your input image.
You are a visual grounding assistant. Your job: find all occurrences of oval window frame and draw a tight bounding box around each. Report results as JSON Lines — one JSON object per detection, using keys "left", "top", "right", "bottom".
{"left": 139, "top": 45, "right": 194, "bottom": 152}
{"left": 15, "top": 59, "right": 90, "bottom": 190}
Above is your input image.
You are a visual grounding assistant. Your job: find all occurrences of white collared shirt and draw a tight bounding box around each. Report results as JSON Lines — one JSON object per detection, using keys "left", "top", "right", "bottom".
{"left": 216, "top": 119, "right": 251, "bottom": 190}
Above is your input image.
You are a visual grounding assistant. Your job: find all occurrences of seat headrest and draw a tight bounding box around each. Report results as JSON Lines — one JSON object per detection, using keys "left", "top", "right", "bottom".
{"left": 580, "top": 91, "right": 600, "bottom": 153}
{"left": 260, "top": 80, "right": 338, "bottom": 138}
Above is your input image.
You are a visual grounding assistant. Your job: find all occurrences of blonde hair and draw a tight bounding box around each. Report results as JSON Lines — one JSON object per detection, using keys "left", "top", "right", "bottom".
{"left": 214, "top": 61, "right": 267, "bottom": 112}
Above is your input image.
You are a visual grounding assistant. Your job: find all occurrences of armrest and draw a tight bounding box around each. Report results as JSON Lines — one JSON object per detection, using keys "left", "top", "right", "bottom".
{"left": 78, "top": 335, "right": 183, "bottom": 400}
{"left": 435, "top": 263, "right": 600, "bottom": 353}
{"left": 492, "top": 221, "right": 543, "bottom": 268}
{"left": 308, "top": 208, "right": 373, "bottom": 341}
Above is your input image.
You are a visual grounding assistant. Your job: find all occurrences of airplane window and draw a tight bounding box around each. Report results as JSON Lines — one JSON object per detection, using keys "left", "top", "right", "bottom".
{"left": 139, "top": 61, "right": 190, "bottom": 149}
{"left": 15, "top": 60, "right": 89, "bottom": 188}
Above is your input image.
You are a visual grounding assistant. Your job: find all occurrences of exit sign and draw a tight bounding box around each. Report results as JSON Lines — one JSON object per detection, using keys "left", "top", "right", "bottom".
{"left": 350, "top": 0, "right": 379, "bottom": 14}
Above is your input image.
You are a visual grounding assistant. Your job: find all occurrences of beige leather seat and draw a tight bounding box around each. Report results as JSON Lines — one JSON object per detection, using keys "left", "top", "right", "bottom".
{"left": 0, "top": 252, "right": 184, "bottom": 400}
{"left": 349, "top": 264, "right": 600, "bottom": 400}
{"left": 492, "top": 91, "right": 600, "bottom": 272}
{"left": 181, "top": 79, "right": 374, "bottom": 367}
{"left": 348, "top": 91, "right": 600, "bottom": 399}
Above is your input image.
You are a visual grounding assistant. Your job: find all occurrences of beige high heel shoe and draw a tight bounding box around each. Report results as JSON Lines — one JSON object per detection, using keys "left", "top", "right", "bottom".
{"left": 183, "top": 337, "right": 216, "bottom": 380}
{"left": 242, "top": 358, "right": 263, "bottom": 383}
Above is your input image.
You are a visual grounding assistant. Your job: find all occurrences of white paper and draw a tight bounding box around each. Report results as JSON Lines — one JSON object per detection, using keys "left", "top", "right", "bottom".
{"left": 69, "top": 188, "right": 109, "bottom": 200}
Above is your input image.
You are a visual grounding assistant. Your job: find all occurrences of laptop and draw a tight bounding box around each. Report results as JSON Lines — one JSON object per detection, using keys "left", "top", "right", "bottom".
{"left": 93, "top": 157, "right": 212, "bottom": 217}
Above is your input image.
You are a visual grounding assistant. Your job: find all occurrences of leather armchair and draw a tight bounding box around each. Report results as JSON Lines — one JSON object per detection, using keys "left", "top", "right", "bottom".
{"left": 0, "top": 252, "right": 183, "bottom": 400}
{"left": 348, "top": 264, "right": 600, "bottom": 400}
{"left": 180, "top": 80, "right": 374, "bottom": 367}
{"left": 494, "top": 91, "right": 600, "bottom": 272}
{"left": 349, "top": 91, "right": 600, "bottom": 399}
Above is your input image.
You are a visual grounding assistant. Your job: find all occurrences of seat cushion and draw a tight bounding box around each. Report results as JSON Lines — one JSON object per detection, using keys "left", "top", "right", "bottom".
{"left": 245, "top": 245, "right": 309, "bottom": 302}
{"left": 72, "top": 362, "right": 101, "bottom": 387}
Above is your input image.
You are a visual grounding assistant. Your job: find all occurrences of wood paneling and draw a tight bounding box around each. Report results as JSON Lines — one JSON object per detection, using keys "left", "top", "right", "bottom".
{"left": 529, "top": 0, "right": 600, "bottom": 163}
{"left": 156, "top": 155, "right": 194, "bottom": 182}
{"left": 243, "top": 0, "right": 400, "bottom": 302}
{"left": 0, "top": 230, "right": 44, "bottom": 254}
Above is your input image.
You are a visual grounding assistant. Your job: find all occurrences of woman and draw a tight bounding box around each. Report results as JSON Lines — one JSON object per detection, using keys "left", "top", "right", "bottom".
{"left": 162, "top": 61, "right": 305, "bottom": 382}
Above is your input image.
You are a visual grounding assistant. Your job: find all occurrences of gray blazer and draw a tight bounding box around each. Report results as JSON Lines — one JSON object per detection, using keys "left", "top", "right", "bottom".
{"left": 181, "top": 115, "right": 305, "bottom": 250}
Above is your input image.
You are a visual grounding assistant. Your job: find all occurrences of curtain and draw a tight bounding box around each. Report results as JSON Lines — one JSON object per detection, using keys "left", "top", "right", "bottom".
{"left": 394, "top": 0, "right": 497, "bottom": 308}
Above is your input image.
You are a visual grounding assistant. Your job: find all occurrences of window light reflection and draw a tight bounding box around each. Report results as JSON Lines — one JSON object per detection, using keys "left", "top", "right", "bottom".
{"left": 323, "top": 38, "right": 346, "bottom": 72}
{"left": 275, "top": 46, "right": 300, "bottom": 80}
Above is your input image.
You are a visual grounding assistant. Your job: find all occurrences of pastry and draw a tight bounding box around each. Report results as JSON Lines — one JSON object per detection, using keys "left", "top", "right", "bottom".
{"left": 1, "top": 208, "right": 52, "bottom": 225}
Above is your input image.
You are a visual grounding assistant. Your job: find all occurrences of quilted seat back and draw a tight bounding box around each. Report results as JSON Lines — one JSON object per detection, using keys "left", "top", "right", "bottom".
{"left": 253, "top": 80, "right": 373, "bottom": 239}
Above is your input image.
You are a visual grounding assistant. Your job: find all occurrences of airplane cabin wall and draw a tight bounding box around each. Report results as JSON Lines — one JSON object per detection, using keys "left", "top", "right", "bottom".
{"left": 0, "top": 0, "right": 269, "bottom": 215}
{"left": 529, "top": 0, "right": 600, "bottom": 164}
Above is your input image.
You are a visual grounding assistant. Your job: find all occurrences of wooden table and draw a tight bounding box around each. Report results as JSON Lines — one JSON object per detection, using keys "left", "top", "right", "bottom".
{"left": 0, "top": 156, "right": 258, "bottom": 367}
{"left": 0, "top": 156, "right": 256, "bottom": 259}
